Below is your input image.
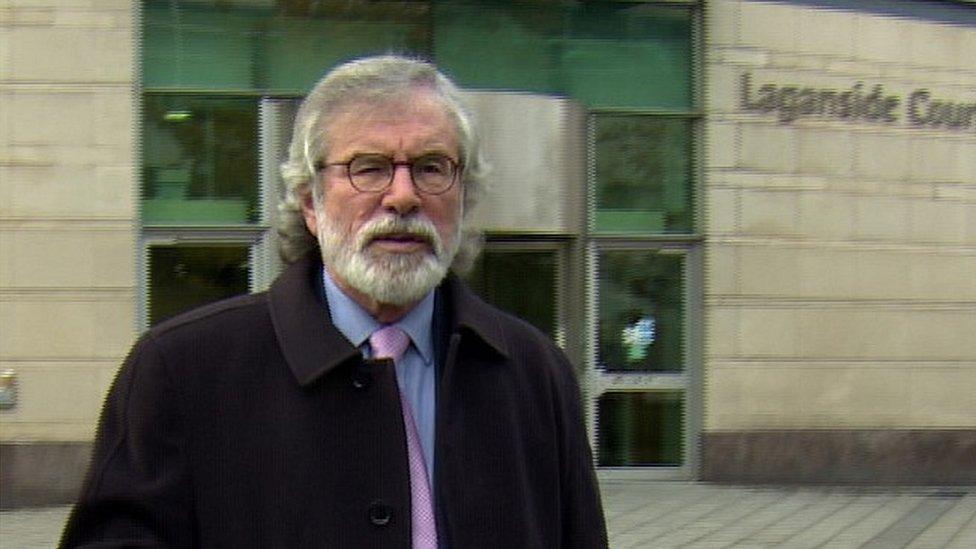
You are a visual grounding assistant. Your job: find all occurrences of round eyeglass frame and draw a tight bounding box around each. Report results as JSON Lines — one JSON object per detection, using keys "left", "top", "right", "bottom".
{"left": 315, "top": 154, "right": 461, "bottom": 195}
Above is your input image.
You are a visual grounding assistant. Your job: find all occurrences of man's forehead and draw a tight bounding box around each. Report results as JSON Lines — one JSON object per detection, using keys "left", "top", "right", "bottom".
{"left": 327, "top": 90, "right": 451, "bottom": 123}
{"left": 320, "top": 94, "right": 460, "bottom": 151}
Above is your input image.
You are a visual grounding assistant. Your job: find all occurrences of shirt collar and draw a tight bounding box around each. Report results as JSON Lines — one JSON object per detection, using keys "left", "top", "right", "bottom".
{"left": 321, "top": 268, "right": 435, "bottom": 366}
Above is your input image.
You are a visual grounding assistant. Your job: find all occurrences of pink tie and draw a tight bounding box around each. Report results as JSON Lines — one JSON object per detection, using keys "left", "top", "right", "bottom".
{"left": 369, "top": 326, "right": 438, "bottom": 549}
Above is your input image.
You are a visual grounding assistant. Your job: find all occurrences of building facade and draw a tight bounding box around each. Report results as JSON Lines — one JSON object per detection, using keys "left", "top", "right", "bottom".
{"left": 1, "top": 0, "right": 973, "bottom": 507}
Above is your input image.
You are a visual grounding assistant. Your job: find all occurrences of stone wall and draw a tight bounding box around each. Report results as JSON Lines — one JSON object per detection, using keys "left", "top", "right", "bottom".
{"left": 702, "top": 0, "right": 976, "bottom": 483}
{"left": 0, "top": 0, "right": 137, "bottom": 505}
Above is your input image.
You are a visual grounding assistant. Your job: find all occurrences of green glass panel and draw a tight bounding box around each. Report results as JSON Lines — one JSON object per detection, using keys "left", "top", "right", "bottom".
{"left": 143, "top": 6, "right": 260, "bottom": 90}
{"left": 148, "top": 245, "right": 250, "bottom": 325}
{"left": 598, "top": 391, "right": 684, "bottom": 467}
{"left": 464, "top": 249, "right": 557, "bottom": 338}
{"left": 143, "top": 1, "right": 430, "bottom": 93}
{"left": 433, "top": 4, "right": 562, "bottom": 96}
{"left": 561, "top": 5, "right": 692, "bottom": 110}
{"left": 142, "top": 95, "right": 259, "bottom": 224}
{"left": 594, "top": 115, "right": 694, "bottom": 234}
{"left": 434, "top": 2, "right": 692, "bottom": 110}
{"left": 598, "top": 250, "right": 683, "bottom": 372}
{"left": 261, "top": 17, "right": 429, "bottom": 93}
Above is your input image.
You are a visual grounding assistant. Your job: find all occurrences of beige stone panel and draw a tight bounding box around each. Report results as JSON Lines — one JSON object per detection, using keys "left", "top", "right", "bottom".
{"left": 705, "top": 120, "right": 737, "bottom": 169}
{"left": 969, "top": 203, "right": 976, "bottom": 244}
{"left": 737, "top": 245, "right": 800, "bottom": 296}
{"left": 705, "top": 65, "right": 741, "bottom": 116}
{"left": 4, "top": 0, "right": 131, "bottom": 8}
{"left": 705, "top": 245, "right": 738, "bottom": 296}
{"left": 957, "top": 138, "right": 976, "bottom": 187}
{"left": 717, "top": 47, "right": 770, "bottom": 68}
{"left": 907, "top": 368, "right": 976, "bottom": 427}
{"left": 0, "top": 361, "right": 117, "bottom": 440}
{"left": 853, "top": 131, "right": 910, "bottom": 182}
{"left": 795, "top": 248, "right": 972, "bottom": 302}
{"left": 796, "top": 128, "right": 853, "bottom": 178}
{"left": 710, "top": 171, "right": 771, "bottom": 191}
{"left": 738, "top": 0, "right": 798, "bottom": 52}
{"left": 793, "top": 248, "right": 975, "bottom": 302}
{"left": 740, "top": 189, "right": 799, "bottom": 237}
{"left": 0, "top": 26, "right": 133, "bottom": 83}
{"left": 704, "top": 366, "right": 847, "bottom": 429}
{"left": 794, "top": 309, "right": 906, "bottom": 359}
{"left": 705, "top": 364, "right": 973, "bottom": 430}
{"left": 910, "top": 20, "right": 962, "bottom": 71}
{"left": 796, "top": 247, "right": 858, "bottom": 298}
{"left": 854, "top": 13, "right": 914, "bottom": 65}
{"left": 0, "top": 421, "right": 97, "bottom": 442}
{"left": 909, "top": 137, "right": 962, "bottom": 184}
{"left": 854, "top": 195, "right": 910, "bottom": 242}
{"left": 707, "top": 0, "right": 737, "bottom": 47}
{"left": 704, "top": 186, "right": 738, "bottom": 235}
{"left": 717, "top": 171, "right": 828, "bottom": 192}
{"left": 0, "top": 165, "right": 135, "bottom": 218}
{"left": 1, "top": 90, "right": 133, "bottom": 149}
{"left": 796, "top": 7, "right": 855, "bottom": 58}
{"left": 4, "top": 143, "right": 134, "bottom": 169}
{"left": 961, "top": 27, "right": 976, "bottom": 73}
{"left": 810, "top": 368, "right": 913, "bottom": 425}
{"left": 738, "top": 308, "right": 799, "bottom": 357}
{"left": 908, "top": 253, "right": 976, "bottom": 302}
{"left": 739, "top": 123, "right": 797, "bottom": 174}
{"left": 0, "top": 228, "right": 135, "bottom": 288}
{"left": 797, "top": 192, "right": 856, "bottom": 241}
{"left": 704, "top": 306, "right": 740, "bottom": 357}
{"left": 797, "top": 309, "right": 975, "bottom": 361}
{"left": 850, "top": 249, "right": 913, "bottom": 299}
{"left": 0, "top": 298, "right": 135, "bottom": 359}
{"left": 909, "top": 198, "right": 969, "bottom": 245}
{"left": 711, "top": 304, "right": 976, "bottom": 361}
{"left": 1, "top": 5, "right": 131, "bottom": 28}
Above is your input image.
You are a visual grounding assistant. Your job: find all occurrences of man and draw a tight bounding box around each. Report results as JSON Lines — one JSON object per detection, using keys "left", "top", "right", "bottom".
{"left": 61, "top": 55, "right": 607, "bottom": 548}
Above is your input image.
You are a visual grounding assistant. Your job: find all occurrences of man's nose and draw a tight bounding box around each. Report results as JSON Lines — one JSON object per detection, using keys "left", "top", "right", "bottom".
{"left": 380, "top": 164, "right": 421, "bottom": 215}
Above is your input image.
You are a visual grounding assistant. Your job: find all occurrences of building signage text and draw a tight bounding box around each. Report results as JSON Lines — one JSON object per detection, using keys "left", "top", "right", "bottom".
{"left": 740, "top": 73, "right": 976, "bottom": 132}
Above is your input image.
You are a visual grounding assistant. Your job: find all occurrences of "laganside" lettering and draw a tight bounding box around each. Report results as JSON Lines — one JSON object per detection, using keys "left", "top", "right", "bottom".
{"left": 740, "top": 73, "right": 976, "bottom": 133}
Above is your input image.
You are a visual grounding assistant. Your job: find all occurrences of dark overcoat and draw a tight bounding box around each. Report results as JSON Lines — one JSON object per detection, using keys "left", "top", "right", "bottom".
{"left": 60, "top": 254, "right": 607, "bottom": 548}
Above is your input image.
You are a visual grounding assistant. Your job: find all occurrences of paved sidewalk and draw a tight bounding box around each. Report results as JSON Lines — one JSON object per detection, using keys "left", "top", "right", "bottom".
{"left": 2, "top": 481, "right": 974, "bottom": 548}
{"left": 601, "top": 481, "right": 976, "bottom": 548}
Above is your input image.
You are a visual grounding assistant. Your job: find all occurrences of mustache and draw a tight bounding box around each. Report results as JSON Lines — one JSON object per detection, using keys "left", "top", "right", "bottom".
{"left": 355, "top": 215, "right": 441, "bottom": 252}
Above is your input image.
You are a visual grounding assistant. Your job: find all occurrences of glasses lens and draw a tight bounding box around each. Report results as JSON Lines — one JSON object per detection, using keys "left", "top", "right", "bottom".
{"left": 348, "top": 155, "right": 393, "bottom": 192}
{"left": 412, "top": 155, "right": 456, "bottom": 194}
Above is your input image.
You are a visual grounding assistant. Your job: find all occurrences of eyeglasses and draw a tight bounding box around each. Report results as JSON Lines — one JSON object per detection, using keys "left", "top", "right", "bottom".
{"left": 317, "top": 153, "right": 461, "bottom": 195}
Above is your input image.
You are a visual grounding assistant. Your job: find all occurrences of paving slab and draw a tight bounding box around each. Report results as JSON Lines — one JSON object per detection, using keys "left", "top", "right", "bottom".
{"left": 2, "top": 481, "right": 974, "bottom": 548}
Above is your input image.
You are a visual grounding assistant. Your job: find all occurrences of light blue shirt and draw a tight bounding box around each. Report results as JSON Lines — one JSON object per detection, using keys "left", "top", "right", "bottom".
{"left": 321, "top": 269, "right": 437, "bottom": 479}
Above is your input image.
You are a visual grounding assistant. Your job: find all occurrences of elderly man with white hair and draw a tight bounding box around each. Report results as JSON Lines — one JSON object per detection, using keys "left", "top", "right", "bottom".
{"left": 61, "top": 55, "right": 607, "bottom": 549}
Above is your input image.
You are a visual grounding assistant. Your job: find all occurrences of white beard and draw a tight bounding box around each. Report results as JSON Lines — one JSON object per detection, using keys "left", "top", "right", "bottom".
{"left": 315, "top": 211, "right": 460, "bottom": 306}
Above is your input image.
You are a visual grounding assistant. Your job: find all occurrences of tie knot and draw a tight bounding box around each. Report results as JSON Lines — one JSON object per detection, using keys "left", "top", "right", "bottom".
{"left": 369, "top": 326, "right": 410, "bottom": 362}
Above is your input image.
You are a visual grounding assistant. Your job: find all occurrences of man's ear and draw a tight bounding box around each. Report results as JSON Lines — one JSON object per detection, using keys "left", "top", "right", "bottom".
{"left": 300, "top": 189, "right": 319, "bottom": 235}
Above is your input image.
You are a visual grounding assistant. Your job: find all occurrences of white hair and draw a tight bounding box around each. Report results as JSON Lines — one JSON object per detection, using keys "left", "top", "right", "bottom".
{"left": 278, "top": 55, "right": 486, "bottom": 273}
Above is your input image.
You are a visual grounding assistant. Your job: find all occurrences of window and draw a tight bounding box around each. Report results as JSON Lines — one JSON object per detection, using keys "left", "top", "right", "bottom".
{"left": 142, "top": 95, "right": 260, "bottom": 225}
{"left": 140, "top": 0, "right": 702, "bottom": 474}
{"left": 147, "top": 245, "right": 250, "bottom": 325}
{"left": 598, "top": 250, "right": 685, "bottom": 373}
{"left": 593, "top": 115, "right": 695, "bottom": 234}
{"left": 465, "top": 245, "right": 563, "bottom": 340}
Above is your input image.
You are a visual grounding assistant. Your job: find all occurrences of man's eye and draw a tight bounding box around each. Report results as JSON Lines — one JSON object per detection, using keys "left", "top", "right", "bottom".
{"left": 416, "top": 158, "right": 450, "bottom": 175}
{"left": 349, "top": 158, "right": 389, "bottom": 176}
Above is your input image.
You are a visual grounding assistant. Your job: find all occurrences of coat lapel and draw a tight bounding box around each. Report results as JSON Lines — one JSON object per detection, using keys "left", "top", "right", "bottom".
{"left": 268, "top": 253, "right": 361, "bottom": 386}
{"left": 268, "top": 254, "right": 512, "bottom": 385}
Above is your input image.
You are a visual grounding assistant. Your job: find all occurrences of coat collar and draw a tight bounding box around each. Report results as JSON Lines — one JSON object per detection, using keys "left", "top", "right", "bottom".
{"left": 269, "top": 253, "right": 510, "bottom": 387}
{"left": 439, "top": 273, "right": 511, "bottom": 360}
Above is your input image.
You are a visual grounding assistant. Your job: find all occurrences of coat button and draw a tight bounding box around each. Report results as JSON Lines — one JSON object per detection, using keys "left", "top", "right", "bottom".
{"left": 351, "top": 370, "right": 372, "bottom": 390}
{"left": 368, "top": 501, "right": 393, "bottom": 526}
